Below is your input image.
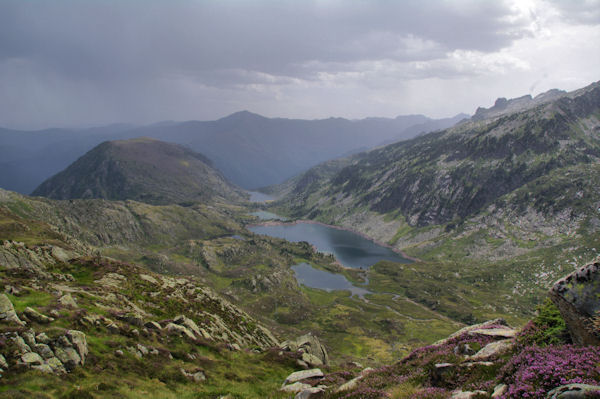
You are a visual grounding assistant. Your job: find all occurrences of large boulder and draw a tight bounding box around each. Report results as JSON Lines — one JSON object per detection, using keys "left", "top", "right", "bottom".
{"left": 550, "top": 258, "right": 600, "bottom": 345}
{"left": 0, "top": 294, "right": 25, "bottom": 325}
{"left": 281, "top": 333, "right": 329, "bottom": 366}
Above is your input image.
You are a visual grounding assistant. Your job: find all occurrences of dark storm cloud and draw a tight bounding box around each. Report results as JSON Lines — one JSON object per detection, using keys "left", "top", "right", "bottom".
{"left": 0, "top": 1, "right": 527, "bottom": 76}
{"left": 0, "top": 0, "right": 596, "bottom": 128}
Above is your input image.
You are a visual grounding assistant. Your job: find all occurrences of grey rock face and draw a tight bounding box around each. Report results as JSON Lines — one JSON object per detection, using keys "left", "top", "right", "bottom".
{"left": 550, "top": 258, "right": 600, "bottom": 345}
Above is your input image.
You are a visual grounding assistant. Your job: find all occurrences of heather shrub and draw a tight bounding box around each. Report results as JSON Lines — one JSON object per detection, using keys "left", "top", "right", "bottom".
{"left": 340, "top": 387, "right": 389, "bottom": 399}
{"left": 498, "top": 344, "right": 600, "bottom": 398}
{"left": 519, "top": 298, "right": 570, "bottom": 346}
{"left": 408, "top": 387, "right": 450, "bottom": 398}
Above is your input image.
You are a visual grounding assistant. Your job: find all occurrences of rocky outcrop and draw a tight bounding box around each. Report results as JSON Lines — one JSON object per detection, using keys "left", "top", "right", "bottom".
{"left": 281, "top": 333, "right": 329, "bottom": 368}
{"left": 1, "top": 328, "right": 88, "bottom": 374}
{"left": 550, "top": 258, "right": 600, "bottom": 345}
{"left": 281, "top": 369, "right": 327, "bottom": 399}
{"left": 0, "top": 240, "right": 78, "bottom": 281}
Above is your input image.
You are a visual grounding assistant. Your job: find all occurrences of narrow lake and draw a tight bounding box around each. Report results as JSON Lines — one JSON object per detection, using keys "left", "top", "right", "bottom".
{"left": 250, "top": 210, "right": 288, "bottom": 221}
{"left": 292, "top": 263, "right": 370, "bottom": 297}
{"left": 248, "top": 222, "right": 411, "bottom": 269}
{"left": 247, "top": 191, "right": 275, "bottom": 202}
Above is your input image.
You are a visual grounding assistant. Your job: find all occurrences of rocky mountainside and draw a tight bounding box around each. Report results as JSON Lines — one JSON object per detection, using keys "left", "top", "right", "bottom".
{"left": 0, "top": 239, "right": 296, "bottom": 398}
{"left": 32, "top": 138, "right": 247, "bottom": 205}
{"left": 272, "top": 81, "right": 600, "bottom": 253}
{"left": 0, "top": 112, "right": 466, "bottom": 193}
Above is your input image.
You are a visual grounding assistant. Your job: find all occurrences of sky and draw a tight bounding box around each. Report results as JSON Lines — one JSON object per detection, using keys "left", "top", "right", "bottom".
{"left": 0, "top": 0, "right": 599, "bottom": 130}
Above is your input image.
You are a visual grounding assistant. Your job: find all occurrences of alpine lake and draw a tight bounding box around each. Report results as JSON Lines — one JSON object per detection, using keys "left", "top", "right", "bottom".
{"left": 248, "top": 216, "right": 411, "bottom": 297}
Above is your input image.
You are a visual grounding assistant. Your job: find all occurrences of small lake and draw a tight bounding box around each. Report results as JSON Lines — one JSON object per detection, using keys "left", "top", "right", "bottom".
{"left": 248, "top": 222, "right": 411, "bottom": 269}
{"left": 292, "top": 263, "right": 370, "bottom": 297}
{"left": 248, "top": 191, "right": 275, "bottom": 202}
{"left": 251, "top": 210, "right": 289, "bottom": 221}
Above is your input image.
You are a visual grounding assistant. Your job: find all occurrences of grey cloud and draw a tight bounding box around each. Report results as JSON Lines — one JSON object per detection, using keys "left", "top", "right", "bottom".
{"left": 545, "top": 0, "right": 600, "bottom": 24}
{"left": 0, "top": 0, "right": 594, "bottom": 128}
{"left": 0, "top": 1, "right": 528, "bottom": 80}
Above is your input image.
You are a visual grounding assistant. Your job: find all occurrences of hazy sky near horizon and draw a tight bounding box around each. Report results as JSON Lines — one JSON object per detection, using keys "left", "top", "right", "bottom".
{"left": 0, "top": 0, "right": 599, "bottom": 129}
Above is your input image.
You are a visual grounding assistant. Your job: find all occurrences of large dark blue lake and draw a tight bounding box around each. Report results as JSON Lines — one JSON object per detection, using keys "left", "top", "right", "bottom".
{"left": 248, "top": 222, "right": 411, "bottom": 269}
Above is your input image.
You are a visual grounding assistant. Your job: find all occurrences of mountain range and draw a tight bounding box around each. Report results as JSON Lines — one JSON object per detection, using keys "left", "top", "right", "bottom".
{"left": 0, "top": 111, "right": 466, "bottom": 194}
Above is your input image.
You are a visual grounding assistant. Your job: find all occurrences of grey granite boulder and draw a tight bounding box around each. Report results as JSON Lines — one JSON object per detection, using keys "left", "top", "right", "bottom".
{"left": 281, "top": 333, "right": 329, "bottom": 366}
{"left": 550, "top": 258, "right": 600, "bottom": 345}
{"left": 547, "top": 383, "right": 600, "bottom": 398}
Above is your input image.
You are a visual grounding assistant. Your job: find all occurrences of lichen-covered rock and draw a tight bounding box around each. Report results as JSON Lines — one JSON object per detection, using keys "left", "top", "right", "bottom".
{"left": 23, "top": 307, "right": 54, "bottom": 324}
{"left": 53, "top": 347, "right": 81, "bottom": 371}
{"left": 58, "top": 293, "right": 78, "bottom": 308}
{"left": 34, "top": 343, "right": 55, "bottom": 359}
{"left": 21, "top": 329, "right": 36, "bottom": 347}
{"left": 173, "top": 315, "right": 204, "bottom": 339}
{"left": 12, "top": 335, "right": 32, "bottom": 354}
{"left": 139, "top": 274, "right": 158, "bottom": 284}
{"left": 0, "top": 354, "right": 7, "bottom": 369}
{"left": 281, "top": 382, "right": 312, "bottom": 393}
{"left": 550, "top": 258, "right": 600, "bottom": 345}
{"left": 295, "top": 386, "right": 326, "bottom": 399}
{"left": 301, "top": 352, "right": 323, "bottom": 368}
{"left": 547, "top": 383, "right": 600, "bottom": 398}
{"left": 66, "top": 330, "right": 88, "bottom": 364}
{"left": 283, "top": 368, "right": 324, "bottom": 385}
{"left": 165, "top": 322, "right": 196, "bottom": 340}
{"left": 281, "top": 333, "right": 329, "bottom": 366}
{"left": 467, "top": 339, "right": 514, "bottom": 361}
{"left": 492, "top": 384, "right": 507, "bottom": 398}
{"left": 467, "top": 327, "right": 517, "bottom": 338}
{"left": 21, "top": 352, "right": 44, "bottom": 366}
{"left": 45, "top": 357, "right": 66, "bottom": 374}
{"left": 451, "top": 390, "right": 488, "bottom": 399}
{"left": 0, "top": 294, "right": 25, "bottom": 325}
{"left": 180, "top": 368, "right": 206, "bottom": 382}
{"left": 435, "top": 319, "right": 509, "bottom": 345}
{"left": 144, "top": 321, "right": 162, "bottom": 330}
{"left": 118, "top": 312, "right": 144, "bottom": 327}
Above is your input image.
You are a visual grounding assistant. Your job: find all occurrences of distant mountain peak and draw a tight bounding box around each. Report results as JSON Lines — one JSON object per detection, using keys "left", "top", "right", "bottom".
{"left": 219, "top": 110, "right": 266, "bottom": 122}
{"left": 472, "top": 87, "right": 569, "bottom": 121}
{"left": 32, "top": 138, "right": 246, "bottom": 205}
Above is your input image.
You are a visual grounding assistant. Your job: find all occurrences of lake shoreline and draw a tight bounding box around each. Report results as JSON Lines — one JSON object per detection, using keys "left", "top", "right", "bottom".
{"left": 247, "top": 218, "right": 420, "bottom": 263}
